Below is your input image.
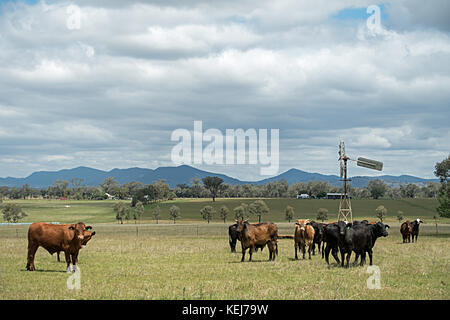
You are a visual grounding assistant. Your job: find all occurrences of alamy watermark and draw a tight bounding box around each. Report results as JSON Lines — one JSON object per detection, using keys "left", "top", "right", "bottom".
{"left": 171, "top": 121, "right": 279, "bottom": 176}
{"left": 366, "top": 5, "right": 382, "bottom": 35}
{"left": 66, "top": 4, "right": 81, "bottom": 30}
{"left": 366, "top": 265, "right": 381, "bottom": 289}
{"left": 66, "top": 265, "right": 81, "bottom": 290}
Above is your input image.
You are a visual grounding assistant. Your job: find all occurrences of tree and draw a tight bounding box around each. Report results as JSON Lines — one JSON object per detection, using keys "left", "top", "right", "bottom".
{"left": 2, "top": 203, "right": 27, "bottom": 223}
{"left": 233, "top": 206, "right": 245, "bottom": 220}
{"left": 316, "top": 208, "right": 328, "bottom": 222}
{"left": 200, "top": 205, "right": 216, "bottom": 224}
{"left": 133, "top": 201, "right": 145, "bottom": 224}
{"left": 375, "top": 205, "right": 387, "bottom": 222}
{"left": 396, "top": 210, "right": 404, "bottom": 223}
{"left": 153, "top": 205, "right": 161, "bottom": 224}
{"left": 400, "top": 183, "right": 420, "bottom": 198}
{"left": 202, "top": 176, "right": 224, "bottom": 202}
{"left": 434, "top": 155, "right": 450, "bottom": 218}
{"left": 367, "top": 179, "right": 388, "bottom": 199}
{"left": 101, "top": 177, "right": 120, "bottom": 196}
{"left": 285, "top": 205, "right": 294, "bottom": 222}
{"left": 169, "top": 205, "right": 181, "bottom": 224}
{"left": 219, "top": 205, "right": 230, "bottom": 223}
{"left": 249, "top": 200, "right": 269, "bottom": 223}
{"left": 154, "top": 179, "right": 170, "bottom": 200}
{"left": 113, "top": 202, "right": 129, "bottom": 224}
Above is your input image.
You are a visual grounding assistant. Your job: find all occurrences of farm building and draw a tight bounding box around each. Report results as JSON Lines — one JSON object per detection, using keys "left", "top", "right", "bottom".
{"left": 326, "top": 193, "right": 352, "bottom": 200}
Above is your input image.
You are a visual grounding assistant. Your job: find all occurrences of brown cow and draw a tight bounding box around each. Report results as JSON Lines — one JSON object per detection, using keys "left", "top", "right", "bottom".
{"left": 400, "top": 221, "right": 413, "bottom": 243}
{"left": 56, "top": 227, "right": 96, "bottom": 262}
{"left": 236, "top": 220, "right": 278, "bottom": 262}
{"left": 26, "top": 222, "right": 91, "bottom": 273}
{"left": 294, "top": 219, "right": 315, "bottom": 260}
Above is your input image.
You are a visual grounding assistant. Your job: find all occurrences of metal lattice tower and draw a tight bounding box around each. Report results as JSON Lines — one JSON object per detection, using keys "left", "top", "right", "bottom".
{"left": 337, "top": 140, "right": 383, "bottom": 223}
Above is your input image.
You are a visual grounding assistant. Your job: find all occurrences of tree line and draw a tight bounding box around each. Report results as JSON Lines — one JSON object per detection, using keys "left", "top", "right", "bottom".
{"left": 0, "top": 177, "right": 442, "bottom": 203}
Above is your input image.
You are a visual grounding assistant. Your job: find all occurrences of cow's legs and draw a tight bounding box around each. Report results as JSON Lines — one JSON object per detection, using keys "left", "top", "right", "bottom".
{"left": 71, "top": 251, "right": 79, "bottom": 272}
{"left": 360, "top": 251, "right": 366, "bottom": 267}
{"left": 267, "top": 242, "right": 274, "bottom": 261}
{"left": 248, "top": 246, "right": 254, "bottom": 262}
{"left": 308, "top": 245, "right": 312, "bottom": 260}
{"left": 57, "top": 251, "right": 61, "bottom": 262}
{"left": 353, "top": 252, "right": 360, "bottom": 266}
{"left": 294, "top": 242, "right": 298, "bottom": 260}
{"left": 340, "top": 251, "right": 346, "bottom": 267}
{"left": 301, "top": 244, "right": 306, "bottom": 259}
{"left": 324, "top": 243, "right": 330, "bottom": 264}
{"left": 368, "top": 248, "right": 373, "bottom": 266}
{"left": 241, "top": 247, "right": 246, "bottom": 262}
{"left": 331, "top": 247, "right": 340, "bottom": 264}
{"left": 345, "top": 251, "right": 351, "bottom": 268}
{"left": 26, "top": 242, "right": 38, "bottom": 271}
{"left": 312, "top": 243, "right": 316, "bottom": 255}
{"left": 65, "top": 251, "right": 72, "bottom": 273}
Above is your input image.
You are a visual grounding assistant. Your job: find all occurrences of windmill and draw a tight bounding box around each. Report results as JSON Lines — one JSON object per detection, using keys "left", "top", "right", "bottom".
{"left": 337, "top": 140, "right": 383, "bottom": 222}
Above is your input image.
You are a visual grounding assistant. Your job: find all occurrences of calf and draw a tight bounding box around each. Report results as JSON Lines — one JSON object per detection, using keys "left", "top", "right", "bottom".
{"left": 27, "top": 222, "right": 91, "bottom": 273}
{"left": 342, "top": 222, "right": 390, "bottom": 267}
{"left": 400, "top": 221, "right": 413, "bottom": 243}
{"left": 411, "top": 219, "right": 423, "bottom": 243}
{"left": 236, "top": 220, "right": 278, "bottom": 262}
{"left": 294, "top": 219, "right": 315, "bottom": 260}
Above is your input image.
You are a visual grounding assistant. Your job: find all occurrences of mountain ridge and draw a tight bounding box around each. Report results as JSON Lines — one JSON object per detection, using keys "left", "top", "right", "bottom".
{"left": 0, "top": 165, "right": 439, "bottom": 189}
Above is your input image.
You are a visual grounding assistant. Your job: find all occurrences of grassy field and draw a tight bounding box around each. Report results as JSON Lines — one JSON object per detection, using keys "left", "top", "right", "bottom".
{"left": 0, "top": 197, "right": 445, "bottom": 224}
{"left": 0, "top": 222, "right": 449, "bottom": 299}
{"left": 0, "top": 198, "right": 448, "bottom": 300}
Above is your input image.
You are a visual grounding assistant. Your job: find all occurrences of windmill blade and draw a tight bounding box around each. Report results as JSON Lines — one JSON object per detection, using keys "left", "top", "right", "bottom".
{"left": 357, "top": 157, "right": 383, "bottom": 171}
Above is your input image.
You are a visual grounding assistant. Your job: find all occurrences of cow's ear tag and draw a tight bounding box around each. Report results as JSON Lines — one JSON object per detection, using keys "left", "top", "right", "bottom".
{"left": 385, "top": 226, "right": 389, "bottom": 230}
{"left": 346, "top": 226, "right": 350, "bottom": 230}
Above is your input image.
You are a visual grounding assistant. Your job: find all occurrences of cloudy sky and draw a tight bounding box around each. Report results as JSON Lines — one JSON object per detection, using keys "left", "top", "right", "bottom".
{"left": 0, "top": 0, "right": 449, "bottom": 181}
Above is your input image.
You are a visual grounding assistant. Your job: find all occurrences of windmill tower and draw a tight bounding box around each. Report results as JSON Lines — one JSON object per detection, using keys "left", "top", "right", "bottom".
{"left": 338, "top": 140, "right": 383, "bottom": 222}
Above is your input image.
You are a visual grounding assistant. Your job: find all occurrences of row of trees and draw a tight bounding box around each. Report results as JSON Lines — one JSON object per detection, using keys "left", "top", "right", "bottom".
{"left": 0, "top": 177, "right": 442, "bottom": 203}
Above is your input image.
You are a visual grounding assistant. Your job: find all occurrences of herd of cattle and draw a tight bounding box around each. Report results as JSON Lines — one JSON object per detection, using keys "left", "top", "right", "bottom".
{"left": 229, "top": 218, "right": 423, "bottom": 267}
{"left": 24, "top": 218, "right": 423, "bottom": 272}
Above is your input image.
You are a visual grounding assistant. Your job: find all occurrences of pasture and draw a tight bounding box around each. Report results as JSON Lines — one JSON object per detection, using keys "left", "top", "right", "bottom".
{"left": 0, "top": 197, "right": 445, "bottom": 224}
{"left": 0, "top": 222, "right": 449, "bottom": 300}
{"left": 0, "top": 198, "right": 448, "bottom": 300}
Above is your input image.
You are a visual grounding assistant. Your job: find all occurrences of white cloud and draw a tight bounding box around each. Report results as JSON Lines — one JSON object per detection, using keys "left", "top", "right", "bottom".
{"left": 0, "top": 0, "right": 448, "bottom": 179}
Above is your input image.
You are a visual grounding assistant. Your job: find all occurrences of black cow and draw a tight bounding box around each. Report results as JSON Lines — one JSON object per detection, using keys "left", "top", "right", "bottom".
{"left": 411, "top": 219, "right": 423, "bottom": 243}
{"left": 228, "top": 223, "right": 240, "bottom": 253}
{"left": 341, "top": 222, "right": 390, "bottom": 267}
{"left": 309, "top": 221, "right": 325, "bottom": 255}
{"left": 322, "top": 221, "right": 348, "bottom": 265}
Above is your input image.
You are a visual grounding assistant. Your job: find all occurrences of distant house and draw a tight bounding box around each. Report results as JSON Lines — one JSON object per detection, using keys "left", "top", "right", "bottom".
{"left": 105, "top": 193, "right": 119, "bottom": 200}
{"left": 297, "top": 194, "right": 310, "bottom": 199}
{"left": 326, "top": 193, "right": 352, "bottom": 200}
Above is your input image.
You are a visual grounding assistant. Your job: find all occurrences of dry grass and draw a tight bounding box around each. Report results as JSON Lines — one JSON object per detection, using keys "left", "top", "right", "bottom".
{"left": 0, "top": 223, "right": 449, "bottom": 300}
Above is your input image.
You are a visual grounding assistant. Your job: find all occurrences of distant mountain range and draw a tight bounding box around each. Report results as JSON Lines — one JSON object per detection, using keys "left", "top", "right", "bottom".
{"left": 0, "top": 165, "right": 439, "bottom": 189}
